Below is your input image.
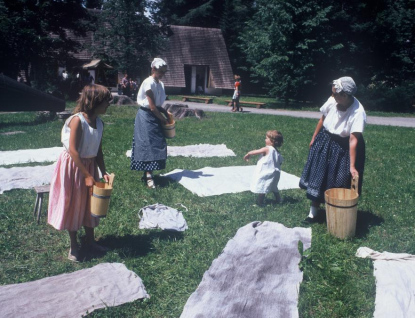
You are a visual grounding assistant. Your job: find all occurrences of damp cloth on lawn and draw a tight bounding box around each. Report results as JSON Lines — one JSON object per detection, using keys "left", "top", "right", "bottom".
{"left": 180, "top": 221, "right": 311, "bottom": 318}
{"left": 0, "top": 147, "right": 64, "bottom": 165}
{"left": 356, "top": 247, "right": 415, "bottom": 318}
{"left": 163, "top": 165, "right": 300, "bottom": 197}
{"left": 126, "top": 144, "right": 236, "bottom": 158}
{"left": 0, "top": 263, "right": 149, "bottom": 318}
{"left": 0, "top": 164, "right": 55, "bottom": 194}
{"left": 139, "top": 203, "right": 188, "bottom": 232}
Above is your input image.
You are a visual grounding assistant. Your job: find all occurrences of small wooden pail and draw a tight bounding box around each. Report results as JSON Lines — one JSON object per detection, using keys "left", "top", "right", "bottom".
{"left": 325, "top": 177, "right": 359, "bottom": 239}
{"left": 162, "top": 112, "right": 175, "bottom": 138}
{"left": 91, "top": 174, "right": 115, "bottom": 218}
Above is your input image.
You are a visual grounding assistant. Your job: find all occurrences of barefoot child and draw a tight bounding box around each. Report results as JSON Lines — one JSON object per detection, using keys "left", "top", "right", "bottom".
{"left": 244, "top": 130, "right": 284, "bottom": 206}
{"left": 48, "top": 84, "right": 112, "bottom": 262}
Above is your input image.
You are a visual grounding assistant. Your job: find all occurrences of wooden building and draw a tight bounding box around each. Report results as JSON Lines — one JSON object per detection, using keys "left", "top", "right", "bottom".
{"left": 159, "top": 25, "right": 234, "bottom": 95}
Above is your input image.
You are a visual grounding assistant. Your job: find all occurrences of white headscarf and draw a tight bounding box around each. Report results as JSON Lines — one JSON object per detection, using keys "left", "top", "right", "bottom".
{"left": 332, "top": 76, "right": 357, "bottom": 95}
{"left": 151, "top": 58, "right": 167, "bottom": 69}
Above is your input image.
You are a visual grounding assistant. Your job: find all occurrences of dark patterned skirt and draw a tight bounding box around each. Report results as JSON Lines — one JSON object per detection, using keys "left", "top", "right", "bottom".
{"left": 299, "top": 128, "right": 365, "bottom": 203}
{"left": 131, "top": 107, "right": 167, "bottom": 172}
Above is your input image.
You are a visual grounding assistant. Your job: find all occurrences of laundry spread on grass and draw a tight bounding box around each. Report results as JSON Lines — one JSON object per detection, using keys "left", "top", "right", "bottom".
{"left": 0, "top": 164, "right": 55, "bottom": 194}
{"left": 139, "top": 203, "right": 188, "bottom": 232}
{"left": 0, "top": 147, "right": 64, "bottom": 166}
{"left": 180, "top": 221, "right": 311, "bottom": 318}
{"left": 356, "top": 247, "right": 415, "bottom": 318}
{"left": 0, "top": 263, "right": 149, "bottom": 318}
{"left": 126, "top": 144, "right": 236, "bottom": 158}
{"left": 163, "top": 165, "right": 300, "bottom": 197}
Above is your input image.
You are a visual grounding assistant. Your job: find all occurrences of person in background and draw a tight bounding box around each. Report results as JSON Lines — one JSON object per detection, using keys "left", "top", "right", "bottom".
{"left": 231, "top": 74, "right": 242, "bottom": 112}
{"left": 244, "top": 130, "right": 284, "bottom": 206}
{"left": 131, "top": 58, "right": 169, "bottom": 189}
{"left": 48, "top": 84, "right": 112, "bottom": 262}
{"left": 300, "top": 76, "right": 366, "bottom": 223}
{"left": 122, "top": 73, "right": 130, "bottom": 97}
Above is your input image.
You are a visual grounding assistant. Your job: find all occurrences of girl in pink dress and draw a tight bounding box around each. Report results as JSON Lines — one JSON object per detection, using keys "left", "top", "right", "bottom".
{"left": 48, "top": 84, "right": 112, "bottom": 262}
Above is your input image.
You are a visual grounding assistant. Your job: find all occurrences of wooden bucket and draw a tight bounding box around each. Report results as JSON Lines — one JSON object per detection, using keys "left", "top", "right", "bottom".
{"left": 324, "top": 177, "right": 359, "bottom": 239}
{"left": 163, "top": 111, "right": 175, "bottom": 138}
{"left": 91, "top": 174, "right": 115, "bottom": 218}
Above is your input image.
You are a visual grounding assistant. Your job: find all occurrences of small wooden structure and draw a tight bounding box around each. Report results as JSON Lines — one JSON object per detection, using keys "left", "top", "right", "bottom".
{"left": 182, "top": 96, "right": 213, "bottom": 104}
{"left": 33, "top": 185, "right": 50, "bottom": 224}
{"left": 225, "top": 100, "right": 266, "bottom": 109}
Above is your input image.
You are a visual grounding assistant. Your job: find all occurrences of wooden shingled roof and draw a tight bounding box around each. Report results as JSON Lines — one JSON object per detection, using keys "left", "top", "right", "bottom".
{"left": 160, "top": 25, "right": 234, "bottom": 89}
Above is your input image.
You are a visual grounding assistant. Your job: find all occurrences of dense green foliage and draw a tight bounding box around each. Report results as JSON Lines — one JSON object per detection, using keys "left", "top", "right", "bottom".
{"left": 1, "top": 108, "right": 414, "bottom": 317}
{"left": 92, "top": 0, "right": 164, "bottom": 79}
{"left": 239, "top": 0, "right": 415, "bottom": 105}
{"left": 0, "top": 0, "right": 92, "bottom": 87}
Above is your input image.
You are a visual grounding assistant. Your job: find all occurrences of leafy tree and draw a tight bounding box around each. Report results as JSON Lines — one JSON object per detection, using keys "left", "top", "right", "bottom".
{"left": 0, "top": 0, "right": 92, "bottom": 88}
{"left": 240, "top": 0, "right": 415, "bottom": 105}
{"left": 92, "top": 0, "right": 164, "bottom": 78}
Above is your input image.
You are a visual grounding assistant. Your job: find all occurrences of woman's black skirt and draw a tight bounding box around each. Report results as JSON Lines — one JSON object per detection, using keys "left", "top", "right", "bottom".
{"left": 299, "top": 128, "right": 365, "bottom": 203}
{"left": 131, "top": 107, "right": 167, "bottom": 172}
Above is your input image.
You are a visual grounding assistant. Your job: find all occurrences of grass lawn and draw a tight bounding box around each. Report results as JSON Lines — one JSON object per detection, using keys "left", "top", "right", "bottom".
{"left": 1, "top": 106, "right": 414, "bottom": 317}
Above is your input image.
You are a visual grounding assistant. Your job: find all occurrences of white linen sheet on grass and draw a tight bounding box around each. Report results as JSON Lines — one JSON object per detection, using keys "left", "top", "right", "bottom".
{"left": 356, "top": 247, "right": 415, "bottom": 318}
{"left": 0, "top": 263, "right": 149, "bottom": 318}
{"left": 0, "top": 164, "right": 55, "bottom": 194}
{"left": 163, "top": 165, "right": 300, "bottom": 197}
{"left": 180, "top": 221, "right": 311, "bottom": 318}
{"left": 139, "top": 203, "right": 188, "bottom": 232}
{"left": 126, "top": 144, "right": 236, "bottom": 158}
{"left": 0, "top": 147, "right": 63, "bottom": 165}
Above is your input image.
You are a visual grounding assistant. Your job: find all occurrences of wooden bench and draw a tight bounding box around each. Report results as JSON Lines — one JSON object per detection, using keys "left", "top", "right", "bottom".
{"left": 182, "top": 96, "right": 213, "bottom": 104}
{"left": 33, "top": 184, "right": 50, "bottom": 224}
{"left": 226, "top": 100, "right": 266, "bottom": 109}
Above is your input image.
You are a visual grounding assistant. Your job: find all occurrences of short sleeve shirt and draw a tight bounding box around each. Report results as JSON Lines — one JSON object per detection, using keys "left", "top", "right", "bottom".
{"left": 136, "top": 76, "right": 166, "bottom": 108}
{"left": 321, "top": 96, "right": 366, "bottom": 137}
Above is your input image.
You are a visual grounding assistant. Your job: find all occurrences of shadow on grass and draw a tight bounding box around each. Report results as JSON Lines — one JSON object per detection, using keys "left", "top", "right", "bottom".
{"left": 154, "top": 175, "right": 176, "bottom": 188}
{"left": 355, "top": 210, "right": 384, "bottom": 238}
{"left": 99, "top": 231, "right": 184, "bottom": 259}
{"left": 308, "top": 209, "right": 384, "bottom": 236}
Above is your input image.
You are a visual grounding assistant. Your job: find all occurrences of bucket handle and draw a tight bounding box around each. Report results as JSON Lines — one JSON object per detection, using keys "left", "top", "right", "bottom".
{"left": 108, "top": 173, "right": 115, "bottom": 188}
{"left": 351, "top": 175, "right": 359, "bottom": 195}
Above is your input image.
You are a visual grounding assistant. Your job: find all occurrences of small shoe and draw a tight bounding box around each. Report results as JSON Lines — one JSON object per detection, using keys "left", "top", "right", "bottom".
{"left": 147, "top": 178, "right": 155, "bottom": 189}
{"left": 239, "top": 108, "right": 243, "bottom": 112}
{"left": 68, "top": 249, "right": 79, "bottom": 262}
{"left": 302, "top": 217, "right": 317, "bottom": 224}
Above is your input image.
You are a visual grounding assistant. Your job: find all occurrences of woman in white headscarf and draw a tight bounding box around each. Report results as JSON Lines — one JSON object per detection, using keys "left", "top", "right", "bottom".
{"left": 299, "top": 76, "right": 366, "bottom": 223}
{"left": 131, "top": 58, "right": 169, "bottom": 188}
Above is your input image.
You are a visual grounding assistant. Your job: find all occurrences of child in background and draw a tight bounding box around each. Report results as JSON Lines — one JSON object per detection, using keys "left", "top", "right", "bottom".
{"left": 48, "top": 84, "right": 112, "bottom": 262}
{"left": 231, "top": 74, "right": 242, "bottom": 112}
{"left": 244, "top": 130, "right": 284, "bottom": 206}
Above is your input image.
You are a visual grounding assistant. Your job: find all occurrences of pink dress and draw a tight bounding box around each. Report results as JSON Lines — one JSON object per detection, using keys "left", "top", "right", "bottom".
{"left": 48, "top": 113, "right": 103, "bottom": 231}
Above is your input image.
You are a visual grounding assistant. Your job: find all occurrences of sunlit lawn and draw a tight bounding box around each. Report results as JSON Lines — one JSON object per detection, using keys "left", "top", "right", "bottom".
{"left": 0, "top": 106, "right": 414, "bottom": 317}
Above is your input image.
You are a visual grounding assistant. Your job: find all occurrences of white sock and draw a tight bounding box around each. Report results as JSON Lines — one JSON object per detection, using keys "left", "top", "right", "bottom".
{"left": 308, "top": 206, "right": 318, "bottom": 218}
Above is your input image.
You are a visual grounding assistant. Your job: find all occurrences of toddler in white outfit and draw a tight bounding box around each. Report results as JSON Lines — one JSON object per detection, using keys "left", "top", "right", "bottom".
{"left": 244, "top": 130, "right": 284, "bottom": 206}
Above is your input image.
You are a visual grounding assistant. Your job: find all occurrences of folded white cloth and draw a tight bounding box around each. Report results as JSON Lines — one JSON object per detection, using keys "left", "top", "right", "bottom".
{"left": 356, "top": 247, "right": 415, "bottom": 318}
{"left": 0, "top": 263, "right": 149, "bottom": 318}
{"left": 180, "top": 221, "right": 311, "bottom": 318}
{"left": 163, "top": 166, "right": 300, "bottom": 197}
{"left": 0, "top": 147, "right": 64, "bottom": 165}
{"left": 0, "top": 164, "right": 55, "bottom": 194}
{"left": 139, "top": 203, "right": 188, "bottom": 231}
{"left": 126, "top": 144, "right": 236, "bottom": 158}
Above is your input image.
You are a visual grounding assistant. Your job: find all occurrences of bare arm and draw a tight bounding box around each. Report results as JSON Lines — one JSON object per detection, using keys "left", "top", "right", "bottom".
{"left": 349, "top": 132, "right": 361, "bottom": 179}
{"left": 244, "top": 146, "right": 269, "bottom": 161}
{"left": 68, "top": 117, "right": 96, "bottom": 187}
{"left": 95, "top": 140, "right": 110, "bottom": 183}
{"left": 310, "top": 115, "right": 325, "bottom": 148}
{"left": 146, "top": 89, "right": 167, "bottom": 125}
